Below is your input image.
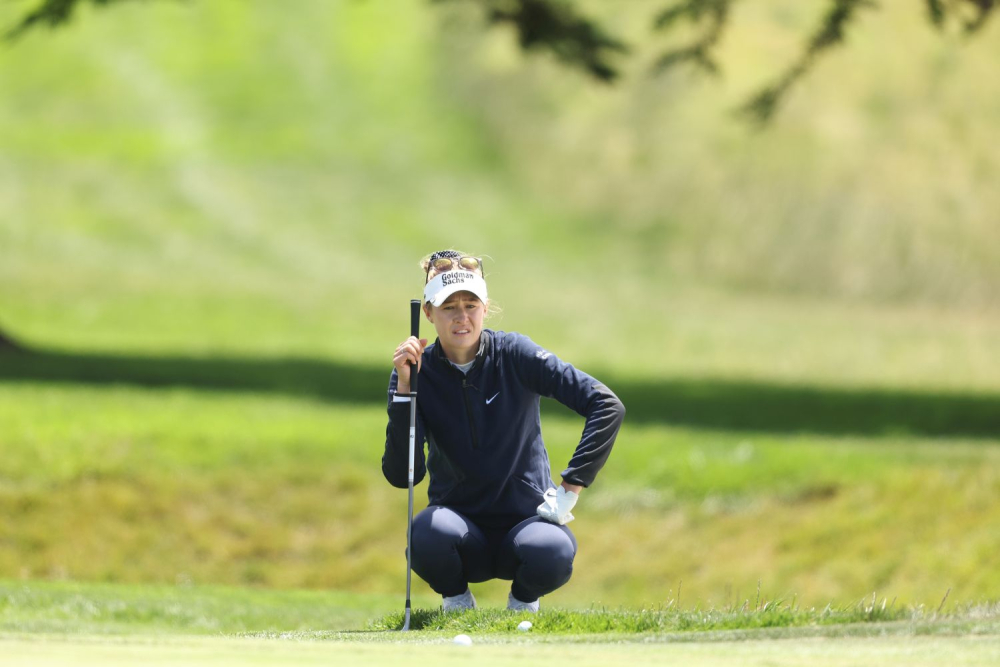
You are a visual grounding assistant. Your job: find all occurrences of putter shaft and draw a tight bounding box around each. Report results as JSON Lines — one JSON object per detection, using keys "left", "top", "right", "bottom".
{"left": 402, "top": 299, "right": 421, "bottom": 631}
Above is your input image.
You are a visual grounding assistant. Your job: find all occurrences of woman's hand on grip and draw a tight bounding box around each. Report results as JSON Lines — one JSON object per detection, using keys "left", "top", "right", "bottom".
{"left": 393, "top": 336, "right": 428, "bottom": 393}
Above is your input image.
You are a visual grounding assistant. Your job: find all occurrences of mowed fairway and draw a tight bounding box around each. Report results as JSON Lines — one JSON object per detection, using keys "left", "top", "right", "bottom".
{"left": 3, "top": 634, "right": 1000, "bottom": 667}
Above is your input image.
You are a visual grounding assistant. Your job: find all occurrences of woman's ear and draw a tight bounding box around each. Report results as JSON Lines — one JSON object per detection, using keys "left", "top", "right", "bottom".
{"left": 423, "top": 302, "right": 433, "bottom": 323}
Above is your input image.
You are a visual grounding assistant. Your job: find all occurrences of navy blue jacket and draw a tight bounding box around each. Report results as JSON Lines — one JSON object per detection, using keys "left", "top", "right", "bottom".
{"left": 383, "top": 330, "right": 625, "bottom": 529}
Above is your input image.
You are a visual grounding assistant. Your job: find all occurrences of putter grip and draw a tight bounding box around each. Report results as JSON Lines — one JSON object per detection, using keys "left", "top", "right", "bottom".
{"left": 409, "top": 299, "right": 420, "bottom": 393}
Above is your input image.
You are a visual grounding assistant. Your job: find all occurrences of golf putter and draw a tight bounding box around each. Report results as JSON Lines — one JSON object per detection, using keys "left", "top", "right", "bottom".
{"left": 402, "top": 298, "right": 420, "bottom": 631}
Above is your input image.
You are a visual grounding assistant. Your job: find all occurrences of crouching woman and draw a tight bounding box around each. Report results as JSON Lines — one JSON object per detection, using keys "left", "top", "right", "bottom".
{"left": 383, "top": 250, "right": 625, "bottom": 612}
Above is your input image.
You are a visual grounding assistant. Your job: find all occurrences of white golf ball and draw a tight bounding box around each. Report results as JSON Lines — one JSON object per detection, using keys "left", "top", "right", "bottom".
{"left": 453, "top": 634, "right": 473, "bottom": 646}
{"left": 517, "top": 620, "right": 533, "bottom": 632}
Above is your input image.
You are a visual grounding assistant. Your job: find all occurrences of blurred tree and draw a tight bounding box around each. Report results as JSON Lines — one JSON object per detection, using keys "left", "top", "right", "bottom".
{"left": 6, "top": 0, "right": 996, "bottom": 121}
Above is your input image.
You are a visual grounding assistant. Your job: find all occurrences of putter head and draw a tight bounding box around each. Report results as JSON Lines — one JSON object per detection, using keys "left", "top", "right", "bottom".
{"left": 401, "top": 607, "right": 411, "bottom": 631}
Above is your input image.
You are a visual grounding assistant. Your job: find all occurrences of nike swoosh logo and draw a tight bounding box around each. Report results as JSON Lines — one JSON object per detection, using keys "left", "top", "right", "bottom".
{"left": 486, "top": 392, "right": 500, "bottom": 405}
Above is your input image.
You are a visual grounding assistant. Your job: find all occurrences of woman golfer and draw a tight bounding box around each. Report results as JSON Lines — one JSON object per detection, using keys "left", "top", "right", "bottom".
{"left": 383, "top": 250, "right": 625, "bottom": 612}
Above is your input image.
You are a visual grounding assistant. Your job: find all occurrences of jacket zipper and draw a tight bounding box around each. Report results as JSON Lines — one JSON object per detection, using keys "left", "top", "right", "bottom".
{"left": 461, "top": 376, "right": 480, "bottom": 450}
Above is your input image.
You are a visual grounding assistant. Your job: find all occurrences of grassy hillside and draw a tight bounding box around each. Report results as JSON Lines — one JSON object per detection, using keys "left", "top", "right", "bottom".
{"left": 2, "top": 377, "right": 999, "bottom": 606}
{"left": 1, "top": 0, "right": 999, "bottom": 612}
{"left": 436, "top": 0, "right": 1000, "bottom": 305}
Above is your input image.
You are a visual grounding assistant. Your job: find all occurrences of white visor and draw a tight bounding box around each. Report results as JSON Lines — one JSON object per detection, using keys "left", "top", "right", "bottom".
{"left": 423, "top": 270, "right": 489, "bottom": 307}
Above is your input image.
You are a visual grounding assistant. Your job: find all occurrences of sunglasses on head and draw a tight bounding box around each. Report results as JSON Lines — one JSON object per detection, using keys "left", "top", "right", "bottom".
{"left": 425, "top": 256, "right": 483, "bottom": 282}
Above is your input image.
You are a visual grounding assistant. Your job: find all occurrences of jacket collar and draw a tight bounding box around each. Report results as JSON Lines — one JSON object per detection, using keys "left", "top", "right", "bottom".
{"left": 432, "top": 329, "right": 491, "bottom": 376}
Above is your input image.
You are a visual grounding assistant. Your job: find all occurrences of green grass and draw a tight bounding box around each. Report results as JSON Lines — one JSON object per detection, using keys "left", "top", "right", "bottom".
{"left": 367, "top": 599, "right": 913, "bottom": 635}
{"left": 3, "top": 1, "right": 1000, "bottom": 318}
{"left": 2, "top": 582, "right": 999, "bottom": 667}
{"left": 1, "top": 378, "right": 999, "bottom": 605}
{"left": 4, "top": 633, "right": 1000, "bottom": 667}
{"left": 2, "top": 0, "right": 1000, "bottom": 624}
{"left": 436, "top": 0, "right": 1000, "bottom": 305}
{"left": 0, "top": 581, "right": 1000, "bottom": 666}
{"left": 0, "top": 580, "right": 432, "bottom": 636}
{"left": 3, "top": 579, "right": 997, "bottom": 640}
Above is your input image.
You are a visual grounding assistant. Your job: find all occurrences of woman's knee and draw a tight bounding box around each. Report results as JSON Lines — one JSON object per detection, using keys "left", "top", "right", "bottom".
{"left": 409, "top": 507, "right": 494, "bottom": 594}
{"left": 410, "top": 506, "right": 466, "bottom": 558}
{"left": 515, "top": 522, "right": 577, "bottom": 576}
{"left": 535, "top": 537, "right": 576, "bottom": 582}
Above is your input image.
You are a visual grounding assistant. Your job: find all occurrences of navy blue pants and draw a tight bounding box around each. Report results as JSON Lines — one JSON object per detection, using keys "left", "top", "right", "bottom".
{"left": 410, "top": 506, "right": 577, "bottom": 603}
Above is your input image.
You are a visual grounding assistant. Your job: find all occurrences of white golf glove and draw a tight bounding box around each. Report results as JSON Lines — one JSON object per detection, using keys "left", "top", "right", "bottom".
{"left": 536, "top": 487, "right": 578, "bottom": 525}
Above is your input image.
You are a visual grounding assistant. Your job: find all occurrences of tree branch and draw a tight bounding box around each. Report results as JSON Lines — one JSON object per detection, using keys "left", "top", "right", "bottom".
{"left": 961, "top": 0, "right": 996, "bottom": 33}
{"left": 739, "top": 0, "right": 877, "bottom": 124}
{"left": 651, "top": 0, "right": 732, "bottom": 76}
{"left": 926, "top": 0, "right": 947, "bottom": 27}
{"left": 6, "top": 0, "right": 998, "bottom": 121}
{"left": 440, "top": 0, "right": 629, "bottom": 81}
{"left": 925, "top": 0, "right": 997, "bottom": 32}
{"left": 5, "top": 0, "right": 154, "bottom": 40}
{"left": 9, "top": 0, "right": 83, "bottom": 39}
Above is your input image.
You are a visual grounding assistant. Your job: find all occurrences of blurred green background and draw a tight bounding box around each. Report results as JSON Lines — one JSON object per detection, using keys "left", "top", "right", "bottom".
{"left": 1, "top": 0, "right": 999, "bottom": 613}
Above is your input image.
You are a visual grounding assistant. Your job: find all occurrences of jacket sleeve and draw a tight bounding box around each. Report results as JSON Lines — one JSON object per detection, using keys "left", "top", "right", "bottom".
{"left": 509, "top": 333, "right": 625, "bottom": 487}
{"left": 383, "top": 368, "right": 428, "bottom": 488}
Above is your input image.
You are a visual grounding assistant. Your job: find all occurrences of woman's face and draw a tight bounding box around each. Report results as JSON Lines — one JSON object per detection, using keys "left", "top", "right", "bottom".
{"left": 424, "top": 292, "right": 487, "bottom": 356}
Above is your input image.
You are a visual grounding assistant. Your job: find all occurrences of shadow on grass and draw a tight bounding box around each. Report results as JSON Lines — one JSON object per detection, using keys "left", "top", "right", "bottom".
{"left": 609, "top": 379, "right": 1000, "bottom": 439}
{"left": 0, "top": 347, "right": 387, "bottom": 406}
{"left": 1, "top": 347, "right": 998, "bottom": 438}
